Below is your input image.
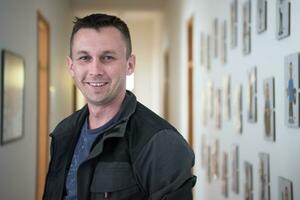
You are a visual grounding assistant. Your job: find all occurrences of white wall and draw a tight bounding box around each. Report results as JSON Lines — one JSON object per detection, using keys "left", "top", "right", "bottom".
{"left": 0, "top": 0, "right": 72, "bottom": 199}
{"left": 165, "top": 0, "right": 300, "bottom": 199}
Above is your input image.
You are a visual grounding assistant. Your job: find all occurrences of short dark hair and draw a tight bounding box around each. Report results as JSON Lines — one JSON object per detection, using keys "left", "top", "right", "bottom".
{"left": 70, "top": 13, "right": 132, "bottom": 58}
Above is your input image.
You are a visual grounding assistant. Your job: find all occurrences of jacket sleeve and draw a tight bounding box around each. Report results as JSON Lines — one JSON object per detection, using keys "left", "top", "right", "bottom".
{"left": 133, "top": 129, "right": 196, "bottom": 200}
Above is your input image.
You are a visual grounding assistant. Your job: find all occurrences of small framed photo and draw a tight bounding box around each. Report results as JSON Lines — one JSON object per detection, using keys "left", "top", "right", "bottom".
{"left": 214, "top": 89, "right": 222, "bottom": 129}
{"left": 207, "top": 35, "right": 211, "bottom": 70}
{"left": 206, "top": 145, "right": 212, "bottom": 183}
{"left": 276, "top": 0, "right": 290, "bottom": 40}
{"left": 220, "top": 20, "right": 227, "bottom": 64}
{"left": 263, "top": 77, "right": 276, "bottom": 141}
{"left": 1, "top": 50, "right": 25, "bottom": 145}
{"left": 230, "top": 0, "right": 238, "bottom": 48}
{"left": 284, "top": 53, "right": 300, "bottom": 127}
{"left": 200, "top": 32, "right": 206, "bottom": 67}
{"left": 243, "top": 0, "right": 251, "bottom": 55}
{"left": 257, "top": 0, "right": 267, "bottom": 33}
{"left": 211, "top": 139, "right": 220, "bottom": 179}
{"left": 221, "top": 152, "right": 229, "bottom": 197}
{"left": 234, "top": 84, "right": 243, "bottom": 133}
{"left": 213, "top": 18, "right": 219, "bottom": 58}
{"left": 207, "top": 81, "right": 215, "bottom": 119}
{"left": 259, "top": 153, "right": 270, "bottom": 200}
{"left": 223, "top": 75, "right": 231, "bottom": 121}
{"left": 200, "top": 87, "right": 208, "bottom": 126}
{"left": 201, "top": 134, "right": 206, "bottom": 168}
{"left": 244, "top": 162, "right": 253, "bottom": 200}
{"left": 247, "top": 67, "right": 257, "bottom": 123}
{"left": 278, "top": 177, "right": 293, "bottom": 200}
{"left": 232, "top": 144, "right": 239, "bottom": 194}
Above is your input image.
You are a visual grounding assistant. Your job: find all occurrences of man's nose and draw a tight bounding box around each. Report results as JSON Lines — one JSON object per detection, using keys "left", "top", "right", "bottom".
{"left": 89, "top": 59, "right": 104, "bottom": 75}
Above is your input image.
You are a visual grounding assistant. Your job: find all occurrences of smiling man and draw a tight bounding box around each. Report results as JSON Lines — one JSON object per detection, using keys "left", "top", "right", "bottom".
{"left": 43, "top": 13, "right": 196, "bottom": 200}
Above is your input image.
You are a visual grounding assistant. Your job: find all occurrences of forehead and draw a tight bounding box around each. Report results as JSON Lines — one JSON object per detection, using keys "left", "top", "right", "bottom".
{"left": 72, "top": 27, "right": 126, "bottom": 53}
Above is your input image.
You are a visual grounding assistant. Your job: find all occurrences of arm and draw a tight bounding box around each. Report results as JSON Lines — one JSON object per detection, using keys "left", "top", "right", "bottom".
{"left": 133, "top": 129, "right": 196, "bottom": 200}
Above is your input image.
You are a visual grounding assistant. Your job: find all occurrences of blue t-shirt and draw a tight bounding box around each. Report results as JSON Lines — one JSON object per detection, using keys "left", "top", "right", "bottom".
{"left": 64, "top": 114, "right": 119, "bottom": 200}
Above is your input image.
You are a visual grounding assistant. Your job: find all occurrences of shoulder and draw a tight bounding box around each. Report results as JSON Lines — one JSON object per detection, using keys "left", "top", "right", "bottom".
{"left": 51, "top": 106, "right": 88, "bottom": 137}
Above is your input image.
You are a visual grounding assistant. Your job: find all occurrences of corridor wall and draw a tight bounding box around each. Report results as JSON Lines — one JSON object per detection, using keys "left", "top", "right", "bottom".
{"left": 165, "top": 0, "right": 300, "bottom": 199}
{"left": 0, "top": 0, "right": 73, "bottom": 199}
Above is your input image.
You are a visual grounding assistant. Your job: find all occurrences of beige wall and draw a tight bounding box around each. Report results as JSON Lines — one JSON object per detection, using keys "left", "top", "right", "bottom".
{"left": 0, "top": 0, "right": 72, "bottom": 199}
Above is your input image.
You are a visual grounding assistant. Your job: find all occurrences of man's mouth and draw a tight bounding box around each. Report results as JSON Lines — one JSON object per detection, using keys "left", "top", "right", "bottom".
{"left": 86, "top": 82, "right": 108, "bottom": 87}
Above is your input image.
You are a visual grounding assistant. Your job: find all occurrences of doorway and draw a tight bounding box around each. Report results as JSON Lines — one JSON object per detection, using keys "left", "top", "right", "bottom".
{"left": 36, "top": 12, "right": 50, "bottom": 200}
{"left": 187, "top": 17, "right": 194, "bottom": 148}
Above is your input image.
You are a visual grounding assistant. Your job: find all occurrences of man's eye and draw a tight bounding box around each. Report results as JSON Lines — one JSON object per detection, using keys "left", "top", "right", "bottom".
{"left": 78, "top": 56, "right": 90, "bottom": 61}
{"left": 102, "top": 56, "right": 115, "bottom": 62}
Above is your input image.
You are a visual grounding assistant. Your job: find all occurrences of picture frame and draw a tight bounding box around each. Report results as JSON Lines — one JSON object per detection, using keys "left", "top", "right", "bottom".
{"left": 263, "top": 77, "right": 276, "bottom": 141}
{"left": 0, "top": 50, "right": 25, "bottom": 145}
{"left": 244, "top": 161, "right": 253, "bottom": 200}
{"left": 232, "top": 144, "right": 239, "bottom": 194}
{"left": 259, "top": 152, "right": 270, "bottom": 200}
{"left": 276, "top": 0, "right": 290, "bottom": 40}
{"left": 242, "top": 0, "right": 251, "bottom": 55}
{"left": 284, "top": 53, "right": 300, "bottom": 128}
{"left": 213, "top": 18, "right": 219, "bottom": 59}
{"left": 221, "top": 152, "right": 229, "bottom": 197}
{"left": 207, "top": 35, "right": 211, "bottom": 70}
{"left": 278, "top": 177, "right": 293, "bottom": 200}
{"left": 200, "top": 32, "right": 206, "bottom": 67}
{"left": 211, "top": 139, "right": 219, "bottom": 179}
{"left": 247, "top": 67, "right": 257, "bottom": 123}
{"left": 234, "top": 84, "right": 243, "bottom": 133}
{"left": 201, "top": 134, "right": 206, "bottom": 168}
{"left": 206, "top": 145, "right": 212, "bottom": 183}
{"left": 220, "top": 20, "right": 227, "bottom": 64}
{"left": 230, "top": 0, "right": 238, "bottom": 48}
{"left": 223, "top": 75, "right": 231, "bottom": 121}
{"left": 257, "top": 0, "right": 267, "bottom": 33}
{"left": 214, "top": 89, "right": 222, "bottom": 129}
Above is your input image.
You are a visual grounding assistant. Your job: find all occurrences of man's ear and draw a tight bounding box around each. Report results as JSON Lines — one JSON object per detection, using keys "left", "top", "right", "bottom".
{"left": 67, "top": 56, "right": 74, "bottom": 77}
{"left": 126, "top": 54, "right": 135, "bottom": 75}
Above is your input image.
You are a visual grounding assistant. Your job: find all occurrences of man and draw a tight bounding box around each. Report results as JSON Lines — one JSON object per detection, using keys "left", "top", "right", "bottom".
{"left": 43, "top": 13, "right": 196, "bottom": 200}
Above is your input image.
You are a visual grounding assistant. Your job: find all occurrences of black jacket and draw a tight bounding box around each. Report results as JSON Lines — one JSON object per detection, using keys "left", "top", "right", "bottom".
{"left": 43, "top": 91, "right": 196, "bottom": 200}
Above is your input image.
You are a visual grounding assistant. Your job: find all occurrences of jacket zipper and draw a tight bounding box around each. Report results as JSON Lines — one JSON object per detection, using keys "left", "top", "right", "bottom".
{"left": 104, "top": 192, "right": 110, "bottom": 199}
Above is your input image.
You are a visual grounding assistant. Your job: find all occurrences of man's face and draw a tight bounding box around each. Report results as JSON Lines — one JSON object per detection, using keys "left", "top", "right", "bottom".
{"left": 68, "top": 27, "right": 135, "bottom": 107}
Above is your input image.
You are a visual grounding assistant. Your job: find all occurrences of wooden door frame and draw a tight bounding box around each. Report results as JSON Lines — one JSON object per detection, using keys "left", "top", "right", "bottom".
{"left": 187, "top": 16, "right": 194, "bottom": 148}
{"left": 36, "top": 11, "right": 50, "bottom": 200}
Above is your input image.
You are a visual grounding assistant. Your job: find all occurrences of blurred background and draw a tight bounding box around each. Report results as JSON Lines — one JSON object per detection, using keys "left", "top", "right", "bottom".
{"left": 1, "top": 0, "right": 300, "bottom": 199}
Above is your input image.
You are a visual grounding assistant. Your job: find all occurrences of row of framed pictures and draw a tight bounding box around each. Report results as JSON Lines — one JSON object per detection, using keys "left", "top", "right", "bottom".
{"left": 200, "top": 52, "right": 300, "bottom": 143}
{"left": 200, "top": 0, "right": 291, "bottom": 70}
{"left": 201, "top": 136, "right": 293, "bottom": 200}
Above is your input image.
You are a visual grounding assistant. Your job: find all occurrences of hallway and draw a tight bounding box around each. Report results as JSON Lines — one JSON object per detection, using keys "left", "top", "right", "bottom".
{"left": 0, "top": 0, "right": 300, "bottom": 199}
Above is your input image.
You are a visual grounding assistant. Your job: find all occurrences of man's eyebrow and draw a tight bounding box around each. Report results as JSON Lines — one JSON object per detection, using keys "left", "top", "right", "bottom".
{"left": 75, "top": 50, "right": 89, "bottom": 55}
{"left": 102, "top": 50, "right": 117, "bottom": 55}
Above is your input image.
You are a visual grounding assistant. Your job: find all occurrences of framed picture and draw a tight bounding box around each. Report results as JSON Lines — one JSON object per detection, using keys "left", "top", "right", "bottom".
{"left": 0, "top": 50, "right": 25, "bottom": 145}
{"left": 221, "top": 152, "right": 229, "bottom": 198}
{"left": 200, "top": 32, "right": 206, "bottom": 67}
{"left": 223, "top": 75, "right": 231, "bottom": 120}
{"left": 220, "top": 20, "right": 227, "bottom": 64}
{"left": 207, "top": 35, "right": 211, "bottom": 70}
{"left": 244, "top": 162, "right": 253, "bottom": 200}
{"left": 259, "top": 153, "right": 270, "bottom": 200}
{"left": 276, "top": 0, "right": 290, "bottom": 40}
{"left": 230, "top": 0, "right": 238, "bottom": 48}
{"left": 206, "top": 145, "right": 212, "bottom": 183}
{"left": 207, "top": 81, "right": 215, "bottom": 119}
{"left": 214, "top": 89, "right": 222, "bottom": 129}
{"left": 211, "top": 139, "right": 219, "bottom": 179}
{"left": 284, "top": 53, "right": 300, "bottom": 128}
{"left": 278, "top": 177, "right": 293, "bottom": 200}
{"left": 243, "top": 0, "right": 251, "bottom": 55}
{"left": 201, "top": 88, "right": 208, "bottom": 126}
{"left": 257, "top": 0, "right": 267, "bottom": 33}
{"left": 263, "top": 77, "right": 276, "bottom": 141}
{"left": 231, "top": 144, "right": 239, "bottom": 194}
{"left": 201, "top": 134, "right": 206, "bottom": 168}
{"left": 213, "top": 18, "right": 219, "bottom": 59}
{"left": 234, "top": 84, "right": 243, "bottom": 133}
{"left": 247, "top": 67, "right": 257, "bottom": 123}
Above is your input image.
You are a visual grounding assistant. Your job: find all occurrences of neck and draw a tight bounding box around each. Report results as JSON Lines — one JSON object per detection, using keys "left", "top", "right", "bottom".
{"left": 87, "top": 91, "right": 126, "bottom": 129}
